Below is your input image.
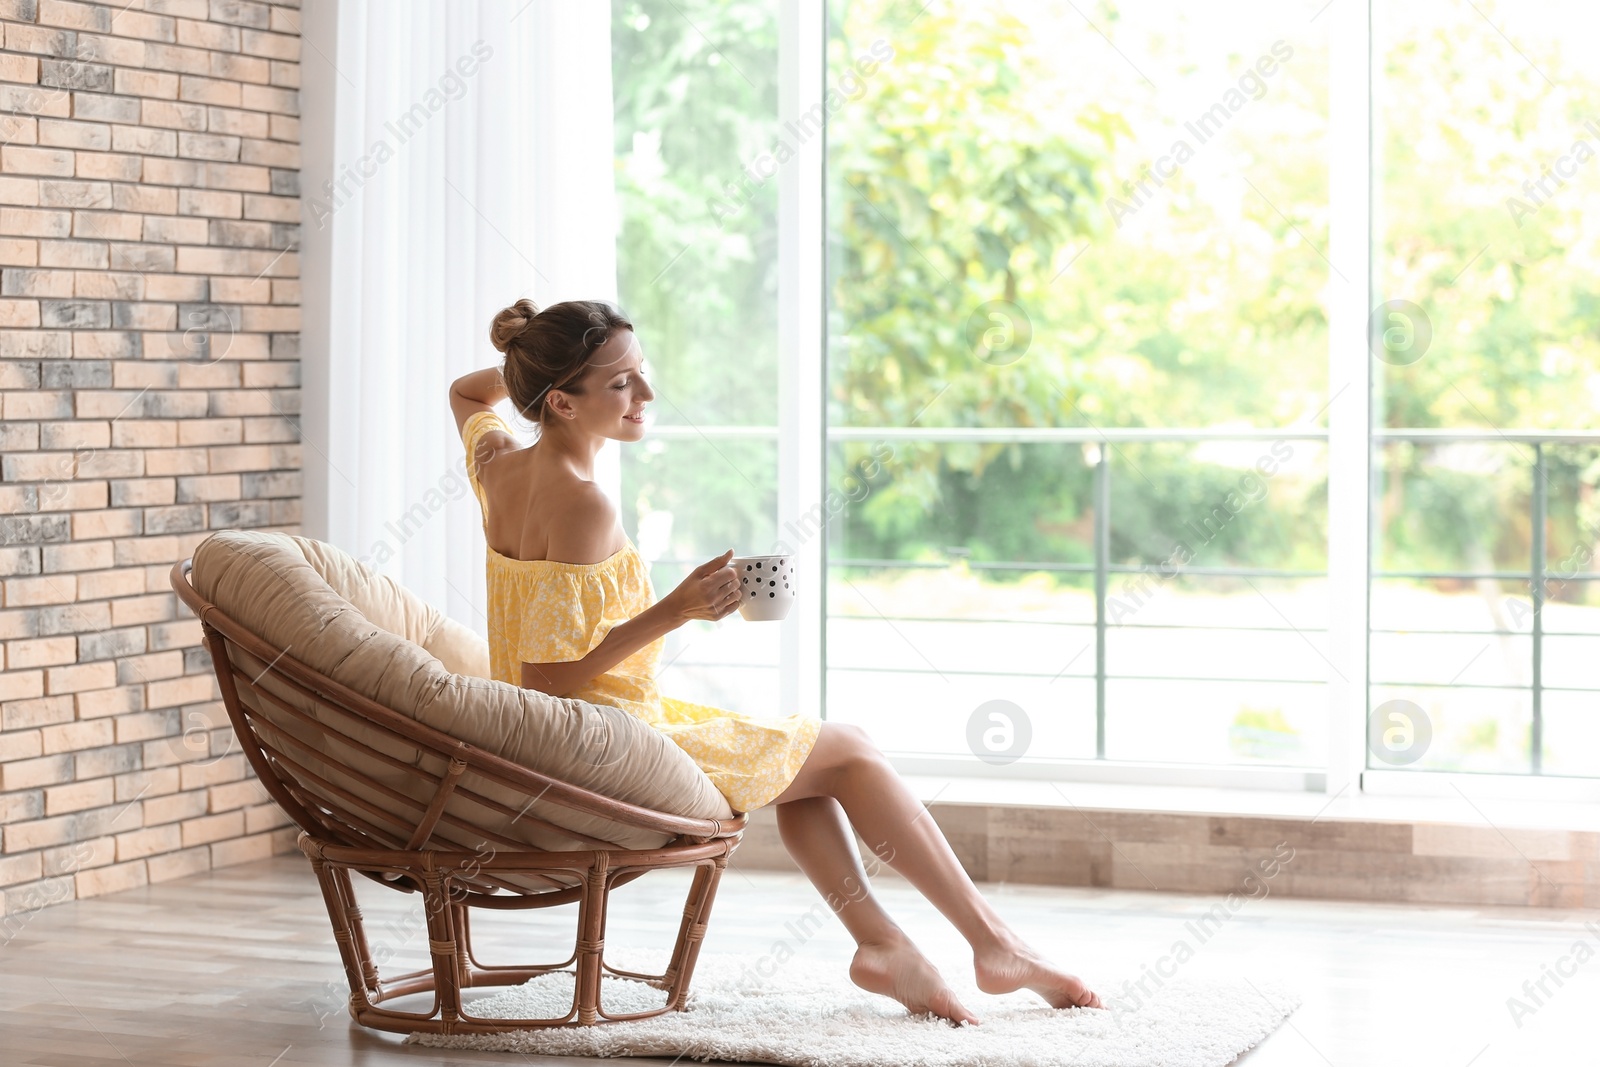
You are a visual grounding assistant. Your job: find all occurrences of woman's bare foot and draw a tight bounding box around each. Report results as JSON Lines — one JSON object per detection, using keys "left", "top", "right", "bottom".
{"left": 974, "top": 941, "right": 1103, "bottom": 1010}
{"left": 850, "top": 935, "right": 980, "bottom": 1026}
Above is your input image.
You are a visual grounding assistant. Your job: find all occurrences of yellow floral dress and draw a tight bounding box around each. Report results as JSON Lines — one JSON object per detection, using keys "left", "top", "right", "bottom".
{"left": 461, "top": 410, "right": 821, "bottom": 813}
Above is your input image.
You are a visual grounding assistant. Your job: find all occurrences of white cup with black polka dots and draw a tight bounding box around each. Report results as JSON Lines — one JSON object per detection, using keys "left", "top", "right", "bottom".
{"left": 730, "top": 554, "right": 796, "bottom": 621}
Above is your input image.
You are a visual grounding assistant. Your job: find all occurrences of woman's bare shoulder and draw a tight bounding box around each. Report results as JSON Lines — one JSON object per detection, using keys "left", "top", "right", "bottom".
{"left": 542, "top": 479, "right": 625, "bottom": 565}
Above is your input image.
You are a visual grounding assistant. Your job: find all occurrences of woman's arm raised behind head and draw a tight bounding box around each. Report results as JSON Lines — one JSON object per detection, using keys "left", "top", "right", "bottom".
{"left": 451, "top": 368, "right": 519, "bottom": 470}
{"left": 450, "top": 367, "right": 511, "bottom": 435}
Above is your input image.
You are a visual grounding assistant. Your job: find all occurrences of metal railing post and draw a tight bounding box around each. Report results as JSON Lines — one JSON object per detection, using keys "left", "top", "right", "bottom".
{"left": 1094, "top": 449, "right": 1110, "bottom": 760}
{"left": 1531, "top": 443, "right": 1545, "bottom": 774}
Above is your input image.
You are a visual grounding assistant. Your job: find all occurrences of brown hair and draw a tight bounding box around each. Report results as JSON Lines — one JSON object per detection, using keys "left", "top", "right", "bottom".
{"left": 489, "top": 298, "right": 635, "bottom": 426}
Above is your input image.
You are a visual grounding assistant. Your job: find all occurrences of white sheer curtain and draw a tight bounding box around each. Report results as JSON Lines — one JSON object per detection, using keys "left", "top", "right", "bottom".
{"left": 300, "top": 0, "right": 620, "bottom": 637}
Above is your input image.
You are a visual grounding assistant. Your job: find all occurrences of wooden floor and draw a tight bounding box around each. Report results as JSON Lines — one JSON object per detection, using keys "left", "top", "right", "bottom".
{"left": 0, "top": 852, "right": 1594, "bottom": 1066}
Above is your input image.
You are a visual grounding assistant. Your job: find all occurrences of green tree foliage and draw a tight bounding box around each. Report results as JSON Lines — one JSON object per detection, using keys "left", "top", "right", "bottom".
{"left": 827, "top": 0, "right": 1330, "bottom": 574}
{"left": 826, "top": 2, "right": 1118, "bottom": 433}
{"left": 612, "top": 2, "right": 780, "bottom": 425}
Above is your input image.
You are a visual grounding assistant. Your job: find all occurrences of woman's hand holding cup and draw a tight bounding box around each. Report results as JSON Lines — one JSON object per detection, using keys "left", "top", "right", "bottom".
{"left": 666, "top": 549, "right": 741, "bottom": 622}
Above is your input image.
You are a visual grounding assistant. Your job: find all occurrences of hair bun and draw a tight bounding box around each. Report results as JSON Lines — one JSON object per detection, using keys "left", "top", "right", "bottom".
{"left": 489, "top": 297, "right": 540, "bottom": 354}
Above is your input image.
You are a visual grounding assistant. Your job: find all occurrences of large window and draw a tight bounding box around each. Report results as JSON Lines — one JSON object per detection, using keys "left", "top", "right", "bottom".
{"left": 609, "top": 0, "right": 1600, "bottom": 792}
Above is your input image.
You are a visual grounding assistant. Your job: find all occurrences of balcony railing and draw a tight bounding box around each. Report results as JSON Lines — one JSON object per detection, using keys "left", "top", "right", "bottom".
{"left": 637, "top": 424, "right": 1600, "bottom": 775}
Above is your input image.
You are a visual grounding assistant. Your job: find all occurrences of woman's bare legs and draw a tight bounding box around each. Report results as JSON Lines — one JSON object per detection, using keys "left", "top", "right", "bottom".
{"left": 776, "top": 795, "right": 979, "bottom": 1025}
{"left": 770, "top": 723, "right": 1103, "bottom": 1023}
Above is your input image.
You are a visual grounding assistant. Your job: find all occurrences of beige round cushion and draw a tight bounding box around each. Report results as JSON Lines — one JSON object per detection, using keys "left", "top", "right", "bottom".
{"left": 188, "top": 530, "right": 733, "bottom": 867}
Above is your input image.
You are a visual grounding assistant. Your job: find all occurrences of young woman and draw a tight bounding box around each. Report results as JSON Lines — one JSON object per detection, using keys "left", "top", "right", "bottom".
{"left": 449, "top": 297, "right": 1102, "bottom": 1025}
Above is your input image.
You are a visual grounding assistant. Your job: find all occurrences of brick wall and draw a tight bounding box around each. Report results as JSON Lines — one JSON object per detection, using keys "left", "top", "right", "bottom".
{"left": 0, "top": 0, "right": 301, "bottom": 919}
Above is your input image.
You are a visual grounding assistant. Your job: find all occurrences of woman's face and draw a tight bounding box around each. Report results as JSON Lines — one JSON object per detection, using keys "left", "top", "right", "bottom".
{"left": 556, "top": 330, "right": 654, "bottom": 439}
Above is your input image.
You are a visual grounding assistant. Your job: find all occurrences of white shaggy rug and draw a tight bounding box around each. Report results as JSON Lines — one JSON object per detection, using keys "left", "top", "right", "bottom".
{"left": 405, "top": 954, "right": 1299, "bottom": 1066}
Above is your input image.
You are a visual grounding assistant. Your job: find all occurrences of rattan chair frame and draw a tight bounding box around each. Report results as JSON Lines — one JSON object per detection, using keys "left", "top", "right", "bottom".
{"left": 171, "top": 557, "right": 746, "bottom": 1034}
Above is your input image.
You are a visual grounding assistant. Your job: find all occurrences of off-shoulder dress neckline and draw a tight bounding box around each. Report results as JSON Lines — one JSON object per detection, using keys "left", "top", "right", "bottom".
{"left": 485, "top": 538, "right": 636, "bottom": 570}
